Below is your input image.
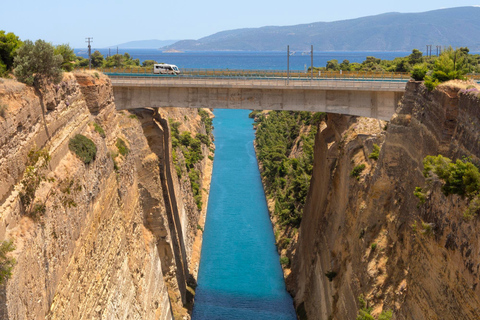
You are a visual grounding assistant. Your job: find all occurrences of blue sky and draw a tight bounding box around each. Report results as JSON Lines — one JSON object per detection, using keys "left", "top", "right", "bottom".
{"left": 1, "top": 1, "right": 479, "bottom": 48}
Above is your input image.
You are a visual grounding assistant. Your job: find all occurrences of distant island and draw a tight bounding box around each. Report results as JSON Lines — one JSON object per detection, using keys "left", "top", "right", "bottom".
{"left": 161, "top": 7, "right": 480, "bottom": 51}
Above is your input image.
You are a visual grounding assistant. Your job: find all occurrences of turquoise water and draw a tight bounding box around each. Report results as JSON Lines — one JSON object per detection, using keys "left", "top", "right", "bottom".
{"left": 192, "top": 109, "right": 296, "bottom": 320}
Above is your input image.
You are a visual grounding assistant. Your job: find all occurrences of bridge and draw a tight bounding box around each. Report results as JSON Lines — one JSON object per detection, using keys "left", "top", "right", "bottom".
{"left": 105, "top": 69, "right": 410, "bottom": 120}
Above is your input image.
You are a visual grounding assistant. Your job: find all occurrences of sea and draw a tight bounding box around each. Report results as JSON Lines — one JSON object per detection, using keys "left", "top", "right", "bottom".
{"left": 75, "top": 49, "right": 412, "bottom": 71}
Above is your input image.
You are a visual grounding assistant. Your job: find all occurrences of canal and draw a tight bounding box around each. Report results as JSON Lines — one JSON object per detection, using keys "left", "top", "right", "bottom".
{"left": 192, "top": 109, "right": 296, "bottom": 319}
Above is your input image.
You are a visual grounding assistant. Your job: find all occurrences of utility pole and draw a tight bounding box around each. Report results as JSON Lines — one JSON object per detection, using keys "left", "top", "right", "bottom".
{"left": 86, "top": 37, "right": 93, "bottom": 69}
{"left": 311, "top": 45, "right": 313, "bottom": 80}
{"left": 287, "top": 45, "right": 290, "bottom": 85}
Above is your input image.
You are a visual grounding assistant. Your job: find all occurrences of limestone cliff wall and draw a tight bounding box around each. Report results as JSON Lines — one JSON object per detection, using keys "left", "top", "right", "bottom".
{"left": 291, "top": 81, "right": 480, "bottom": 320}
{"left": 0, "top": 72, "right": 211, "bottom": 319}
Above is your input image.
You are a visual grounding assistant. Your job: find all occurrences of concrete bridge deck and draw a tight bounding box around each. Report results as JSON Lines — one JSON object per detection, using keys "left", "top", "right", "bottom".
{"left": 109, "top": 74, "right": 407, "bottom": 120}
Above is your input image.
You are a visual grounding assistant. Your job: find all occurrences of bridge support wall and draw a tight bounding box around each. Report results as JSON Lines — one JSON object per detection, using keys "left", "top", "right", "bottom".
{"left": 113, "top": 86, "right": 403, "bottom": 120}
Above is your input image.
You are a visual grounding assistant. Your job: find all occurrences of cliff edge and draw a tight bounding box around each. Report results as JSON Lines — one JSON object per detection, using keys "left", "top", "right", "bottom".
{"left": 291, "top": 80, "right": 480, "bottom": 319}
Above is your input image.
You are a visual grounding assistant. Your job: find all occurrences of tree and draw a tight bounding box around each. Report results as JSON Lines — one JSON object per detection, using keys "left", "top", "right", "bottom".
{"left": 339, "top": 59, "right": 350, "bottom": 71}
{"left": 91, "top": 50, "right": 104, "bottom": 68}
{"left": 408, "top": 49, "right": 423, "bottom": 65}
{"left": 424, "top": 47, "right": 468, "bottom": 90}
{"left": 54, "top": 44, "right": 76, "bottom": 71}
{"left": 104, "top": 54, "right": 124, "bottom": 68}
{"left": 75, "top": 56, "right": 89, "bottom": 67}
{"left": 0, "top": 30, "right": 22, "bottom": 76}
{"left": 0, "top": 240, "right": 15, "bottom": 285}
{"left": 142, "top": 59, "right": 158, "bottom": 67}
{"left": 14, "top": 40, "right": 63, "bottom": 86}
{"left": 326, "top": 59, "right": 339, "bottom": 71}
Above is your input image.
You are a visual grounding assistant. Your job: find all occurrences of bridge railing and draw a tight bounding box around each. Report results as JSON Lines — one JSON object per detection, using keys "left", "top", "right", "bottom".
{"left": 92, "top": 67, "right": 411, "bottom": 80}
{"left": 89, "top": 67, "right": 480, "bottom": 82}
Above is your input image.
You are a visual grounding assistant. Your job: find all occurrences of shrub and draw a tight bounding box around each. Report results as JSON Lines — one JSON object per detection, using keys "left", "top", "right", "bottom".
{"left": 0, "top": 240, "right": 16, "bottom": 285}
{"left": 368, "top": 144, "right": 380, "bottom": 160}
{"left": 128, "top": 114, "right": 138, "bottom": 119}
{"left": 94, "top": 72, "right": 99, "bottom": 79}
{"left": 198, "top": 108, "right": 213, "bottom": 136}
{"left": 413, "top": 187, "right": 426, "bottom": 204}
{"left": 68, "top": 134, "right": 97, "bottom": 164}
{"left": 19, "top": 148, "right": 52, "bottom": 215}
{"left": 370, "top": 243, "right": 377, "bottom": 251}
{"left": 93, "top": 122, "right": 105, "bottom": 138}
{"left": 116, "top": 138, "right": 129, "bottom": 156}
{"left": 464, "top": 195, "right": 480, "bottom": 220}
{"left": 423, "top": 155, "right": 480, "bottom": 197}
{"left": 280, "top": 256, "right": 290, "bottom": 266}
{"left": 410, "top": 64, "right": 428, "bottom": 81}
{"left": 351, "top": 164, "right": 366, "bottom": 179}
{"left": 421, "top": 222, "right": 434, "bottom": 236}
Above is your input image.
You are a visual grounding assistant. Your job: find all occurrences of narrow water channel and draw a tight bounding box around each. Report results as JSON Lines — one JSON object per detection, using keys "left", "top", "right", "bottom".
{"left": 192, "top": 109, "right": 296, "bottom": 319}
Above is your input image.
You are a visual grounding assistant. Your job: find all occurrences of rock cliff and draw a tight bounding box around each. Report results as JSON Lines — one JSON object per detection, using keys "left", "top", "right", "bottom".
{"left": 290, "top": 81, "right": 480, "bottom": 319}
{"left": 0, "top": 72, "right": 212, "bottom": 319}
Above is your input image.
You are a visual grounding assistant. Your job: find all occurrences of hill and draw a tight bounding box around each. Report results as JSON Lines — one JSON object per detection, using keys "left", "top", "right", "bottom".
{"left": 109, "top": 39, "right": 179, "bottom": 48}
{"left": 164, "top": 7, "right": 480, "bottom": 51}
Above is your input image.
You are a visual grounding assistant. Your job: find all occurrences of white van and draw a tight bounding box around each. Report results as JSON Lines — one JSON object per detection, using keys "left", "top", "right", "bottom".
{"left": 153, "top": 64, "right": 180, "bottom": 75}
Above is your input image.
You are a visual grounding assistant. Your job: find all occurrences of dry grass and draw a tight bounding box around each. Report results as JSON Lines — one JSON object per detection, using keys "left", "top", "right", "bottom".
{"left": 439, "top": 79, "right": 480, "bottom": 90}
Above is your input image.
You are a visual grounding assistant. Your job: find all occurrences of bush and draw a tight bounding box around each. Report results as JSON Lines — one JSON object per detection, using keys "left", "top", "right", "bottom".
{"left": 368, "top": 144, "right": 380, "bottom": 160}
{"left": 0, "top": 240, "right": 16, "bottom": 285}
{"left": 68, "top": 134, "right": 97, "bottom": 164}
{"left": 116, "top": 138, "right": 129, "bottom": 156}
{"left": 356, "top": 295, "right": 393, "bottom": 320}
{"left": 351, "top": 164, "right": 366, "bottom": 179}
{"left": 93, "top": 122, "right": 105, "bottom": 138}
{"left": 19, "top": 148, "right": 52, "bottom": 214}
{"left": 280, "top": 256, "right": 290, "bottom": 266}
{"left": 410, "top": 64, "right": 428, "bottom": 81}
{"left": 413, "top": 187, "right": 426, "bottom": 204}
{"left": 371, "top": 243, "right": 377, "bottom": 251}
{"left": 423, "top": 155, "right": 480, "bottom": 197}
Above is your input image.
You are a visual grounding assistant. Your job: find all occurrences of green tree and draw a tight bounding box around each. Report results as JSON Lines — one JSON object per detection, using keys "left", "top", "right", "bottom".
{"left": 104, "top": 54, "right": 124, "bottom": 68}
{"left": 0, "top": 240, "right": 15, "bottom": 284}
{"left": 424, "top": 47, "right": 468, "bottom": 90}
{"left": 339, "top": 59, "right": 350, "bottom": 71}
{"left": 14, "top": 39, "right": 63, "bottom": 86}
{"left": 91, "top": 50, "right": 104, "bottom": 68}
{"left": 54, "top": 44, "right": 76, "bottom": 71}
{"left": 142, "top": 59, "right": 158, "bottom": 67}
{"left": 76, "top": 56, "right": 89, "bottom": 67}
{"left": 408, "top": 49, "right": 423, "bottom": 65}
{"left": 0, "top": 30, "right": 22, "bottom": 76}
{"left": 123, "top": 52, "right": 140, "bottom": 66}
{"left": 326, "top": 59, "right": 339, "bottom": 71}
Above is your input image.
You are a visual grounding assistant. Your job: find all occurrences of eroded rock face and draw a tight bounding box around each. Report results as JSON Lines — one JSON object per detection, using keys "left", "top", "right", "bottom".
{"left": 0, "top": 72, "right": 212, "bottom": 320}
{"left": 291, "top": 81, "right": 480, "bottom": 320}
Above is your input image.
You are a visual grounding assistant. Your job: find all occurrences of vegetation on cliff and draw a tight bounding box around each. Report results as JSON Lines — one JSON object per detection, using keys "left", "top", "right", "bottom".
{"left": 170, "top": 109, "right": 213, "bottom": 210}
{"left": 69, "top": 134, "right": 97, "bottom": 164}
{"left": 416, "top": 155, "right": 480, "bottom": 220}
{"left": 0, "top": 240, "right": 15, "bottom": 285}
{"left": 253, "top": 110, "right": 323, "bottom": 228}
